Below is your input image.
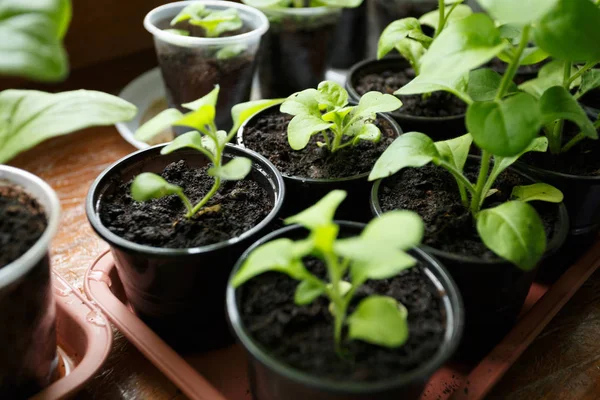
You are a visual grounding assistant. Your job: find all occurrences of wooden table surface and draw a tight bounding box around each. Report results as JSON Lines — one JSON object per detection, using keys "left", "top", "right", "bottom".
{"left": 8, "top": 51, "right": 600, "bottom": 400}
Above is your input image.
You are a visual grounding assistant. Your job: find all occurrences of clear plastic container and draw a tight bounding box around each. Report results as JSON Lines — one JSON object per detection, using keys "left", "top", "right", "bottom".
{"left": 254, "top": 6, "right": 342, "bottom": 98}
{"left": 144, "top": 1, "right": 269, "bottom": 130}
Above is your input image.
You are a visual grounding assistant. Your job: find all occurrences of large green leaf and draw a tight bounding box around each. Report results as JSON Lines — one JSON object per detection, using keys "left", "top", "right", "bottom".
{"left": 0, "top": 89, "right": 136, "bottom": 163}
{"left": 467, "top": 93, "right": 541, "bottom": 157}
{"left": 417, "top": 14, "right": 506, "bottom": 80}
{"left": 395, "top": 72, "right": 471, "bottom": 103}
{"left": 347, "top": 296, "right": 409, "bottom": 348}
{"left": 477, "top": 0, "right": 559, "bottom": 25}
{"left": 369, "top": 132, "right": 439, "bottom": 181}
{"left": 540, "top": 86, "right": 597, "bottom": 139}
{"left": 0, "top": 0, "right": 71, "bottom": 81}
{"left": 285, "top": 190, "right": 347, "bottom": 230}
{"left": 476, "top": 201, "right": 547, "bottom": 271}
{"left": 362, "top": 210, "right": 423, "bottom": 250}
{"left": 533, "top": 0, "right": 600, "bottom": 61}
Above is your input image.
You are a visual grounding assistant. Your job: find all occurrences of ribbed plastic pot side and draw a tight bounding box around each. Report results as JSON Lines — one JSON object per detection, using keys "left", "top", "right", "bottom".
{"left": 0, "top": 166, "right": 61, "bottom": 398}
{"left": 237, "top": 104, "right": 403, "bottom": 222}
{"left": 370, "top": 165, "right": 569, "bottom": 358}
{"left": 227, "top": 222, "right": 464, "bottom": 400}
{"left": 346, "top": 57, "right": 467, "bottom": 141}
{"left": 86, "top": 144, "right": 285, "bottom": 353}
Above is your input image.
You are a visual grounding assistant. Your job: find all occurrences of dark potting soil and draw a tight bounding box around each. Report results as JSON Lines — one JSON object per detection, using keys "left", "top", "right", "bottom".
{"left": 99, "top": 161, "right": 272, "bottom": 248}
{"left": 354, "top": 68, "right": 467, "bottom": 118}
{"left": 580, "top": 89, "right": 600, "bottom": 110}
{"left": 0, "top": 185, "right": 47, "bottom": 268}
{"left": 242, "top": 108, "right": 398, "bottom": 179}
{"left": 522, "top": 129, "right": 600, "bottom": 176}
{"left": 378, "top": 164, "right": 558, "bottom": 258}
{"left": 240, "top": 258, "right": 446, "bottom": 382}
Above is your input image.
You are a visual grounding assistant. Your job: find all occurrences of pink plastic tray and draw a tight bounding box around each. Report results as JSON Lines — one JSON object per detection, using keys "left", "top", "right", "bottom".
{"left": 85, "top": 242, "right": 600, "bottom": 400}
{"left": 32, "top": 272, "right": 113, "bottom": 399}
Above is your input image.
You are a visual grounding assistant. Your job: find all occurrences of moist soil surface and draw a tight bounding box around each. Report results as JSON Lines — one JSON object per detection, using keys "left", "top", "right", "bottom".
{"left": 0, "top": 185, "right": 47, "bottom": 268}
{"left": 242, "top": 108, "right": 398, "bottom": 179}
{"left": 378, "top": 164, "right": 558, "bottom": 258}
{"left": 100, "top": 160, "right": 272, "bottom": 248}
{"left": 240, "top": 258, "right": 446, "bottom": 382}
{"left": 522, "top": 130, "right": 600, "bottom": 176}
{"left": 354, "top": 67, "right": 467, "bottom": 118}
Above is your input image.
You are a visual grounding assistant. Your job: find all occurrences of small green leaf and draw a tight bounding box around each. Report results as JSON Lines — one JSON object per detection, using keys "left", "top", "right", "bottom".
{"left": 287, "top": 114, "right": 333, "bottom": 150}
{"left": 160, "top": 131, "right": 204, "bottom": 155}
{"left": 396, "top": 73, "right": 471, "bottom": 104}
{"left": 467, "top": 93, "right": 541, "bottom": 157}
{"left": 369, "top": 132, "right": 439, "bottom": 181}
{"left": 311, "top": 223, "right": 339, "bottom": 254}
{"left": 362, "top": 210, "right": 424, "bottom": 250}
{"left": 0, "top": 89, "right": 137, "bottom": 163}
{"left": 231, "top": 238, "right": 312, "bottom": 288}
{"left": 540, "top": 86, "right": 598, "bottom": 139}
{"left": 216, "top": 44, "right": 247, "bottom": 60}
{"left": 189, "top": 8, "right": 242, "bottom": 38}
{"left": 131, "top": 173, "right": 182, "bottom": 202}
{"left": 533, "top": 0, "right": 600, "bottom": 61}
{"left": 175, "top": 104, "right": 216, "bottom": 133}
{"left": 201, "top": 130, "right": 227, "bottom": 156}
{"left": 241, "top": 0, "right": 282, "bottom": 8}
{"left": 419, "top": 4, "right": 472, "bottom": 31}
{"left": 519, "top": 61, "right": 578, "bottom": 98}
{"left": 477, "top": 0, "right": 559, "bottom": 25}
{"left": 230, "top": 98, "right": 285, "bottom": 136}
{"left": 349, "top": 91, "right": 403, "bottom": 121}
{"left": 377, "top": 18, "right": 424, "bottom": 59}
{"left": 468, "top": 68, "right": 517, "bottom": 102}
{"left": 182, "top": 86, "right": 220, "bottom": 111}
{"left": 578, "top": 69, "right": 600, "bottom": 99}
{"left": 477, "top": 201, "right": 547, "bottom": 271}
{"left": 295, "top": 280, "right": 325, "bottom": 305}
{"left": 135, "top": 108, "right": 184, "bottom": 142}
{"left": 511, "top": 183, "right": 564, "bottom": 203}
{"left": 395, "top": 40, "right": 427, "bottom": 73}
{"left": 208, "top": 157, "right": 252, "bottom": 180}
{"left": 170, "top": 3, "right": 206, "bottom": 25}
{"left": 418, "top": 14, "right": 506, "bottom": 80}
{"left": 317, "top": 81, "right": 348, "bottom": 109}
{"left": 352, "top": 124, "right": 381, "bottom": 145}
{"left": 163, "top": 29, "right": 190, "bottom": 36}
{"left": 285, "top": 190, "right": 347, "bottom": 230}
{"left": 434, "top": 133, "right": 473, "bottom": 172}
{"left": 281, "top": 89, "right": 321, "bottom": 117}
{"left": 347, "top": 296, "right": 409, "bottom": 348}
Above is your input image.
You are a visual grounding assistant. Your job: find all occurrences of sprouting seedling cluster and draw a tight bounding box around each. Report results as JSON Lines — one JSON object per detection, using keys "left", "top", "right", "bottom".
{"left": 167, "top": 3, "right": 243, "bottom": 38}
{"left": 242, "top": 0, "right": 363, "bottom": 9}
{"left": 130, "top": 86, "right": 283, "bottom": 219}
{"left": 280, "top": 81, "right": 402, "bottom": 153}
{"left": 377, "top": 0, "right": 473, "bottom": 75}
{"left": 232, "top": 190, "right": 424, "bottom": 355}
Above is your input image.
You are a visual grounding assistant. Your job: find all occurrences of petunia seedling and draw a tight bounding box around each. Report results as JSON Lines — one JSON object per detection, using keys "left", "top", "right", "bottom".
{"left": 130, "top": 86, "right": 283, "bottom": 219}
{"left": 280, "top": 81, "right": 402, "bottom": 152}
{"left": 232, "top": 190, "right": 424, "bottom": 355}
{"left": 167, "top": 3, "right": 243, "bottom": 38}
{"left": 242, "top": 0, "right": 363, "bottom": 9}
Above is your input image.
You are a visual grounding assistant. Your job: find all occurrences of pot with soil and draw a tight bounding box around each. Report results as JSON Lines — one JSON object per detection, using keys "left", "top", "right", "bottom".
{"left": 249, "top": 5, "right": 342, "bottom": 98}
{"left": 86, "top": 143, "right": 284, "bottom": 352}
{"left": 330, "top": 1, "right": 368, "bottom": 69}
{"left": 144, "top": 1, "right": 269, "bottom": 131}
{"left": 347, "top": 57, "right": 467, "bottom": 139}
{"left": 237, "top": 100, "right": 402, "bottom": 222}
{"left": 370, "top": 158, "right": 569, "bottom": 357}
{"left": 227, "top": 210, "right": 463, "bottom": 400}
{"left": 0, "top": 166, "right": 60, "bottom": 398}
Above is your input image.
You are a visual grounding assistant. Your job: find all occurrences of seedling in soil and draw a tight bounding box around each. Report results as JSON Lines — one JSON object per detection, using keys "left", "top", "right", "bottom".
{"left": 167, "top": 3, "right": 243, "bottom": 38}
{"left": 242, "top": 0, "right": 363, "bottom": 9}
{"left": 280, "top": 81, "right": 402, "bottom": 152}
{"left": 131, "top": 86, "right": 283, "bottom": 219}
{"left": 232, "top": 190, "right": 423, "bottom": 355}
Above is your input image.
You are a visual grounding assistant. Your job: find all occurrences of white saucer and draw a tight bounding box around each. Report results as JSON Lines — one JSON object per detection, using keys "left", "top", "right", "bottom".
{"left": 116, "top": 67, "right": 348, "bottom": 150}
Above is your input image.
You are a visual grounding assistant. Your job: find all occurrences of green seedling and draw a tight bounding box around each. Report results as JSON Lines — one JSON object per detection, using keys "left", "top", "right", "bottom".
{"left": 131, "top": 86, "right": 283, "bottom": 219}
{"left": 168, "top": 3, "right": 243, "bottom": 37}
{"left": 242, "top": 0, "right": 363, "bottom": 9}
{"left": 280, "top": 81, "right": 402, "bottom": 152}
{"left": 232, "top": 190, "right": 424, "bottom": 355}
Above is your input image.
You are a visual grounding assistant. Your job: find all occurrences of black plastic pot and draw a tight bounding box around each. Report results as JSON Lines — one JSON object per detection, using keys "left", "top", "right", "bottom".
{"left": 86, "top": 144, "right": 285, "bottom": 353}
{"left": 330, "top": 2, "right": 368, "bottom": 69}
{"left": 237, "top": 105, "right": 403, "bottom": 222}
{"left": 346, "top": 57, "right": 466, "bottom": 140}
{"left": 0, "top": 166, "right": 61, "bottom": 398}
{"left": 227, "top": 222, "right": 463, "bottom": 400}
{"left": 257, "top": 7, "right": 342, "bottom": 98}
{"left": 370, "top": 164, "right": 569, "bottom": 358}
{"left": 144, "top": 1, "right": 269, "bottom": 131}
